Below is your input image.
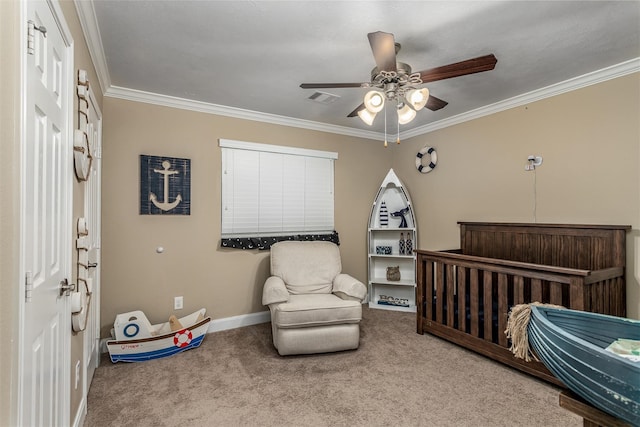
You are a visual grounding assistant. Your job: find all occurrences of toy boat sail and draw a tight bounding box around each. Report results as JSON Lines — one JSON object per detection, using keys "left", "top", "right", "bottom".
{"left": 509, "top": 304, "right": 640, "bottom": 426}
{"left": 107, "top": 308, "right": 211, "bottom": 363}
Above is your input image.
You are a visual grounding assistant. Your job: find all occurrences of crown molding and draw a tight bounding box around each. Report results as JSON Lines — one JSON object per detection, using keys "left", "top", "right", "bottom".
{"left": 105, "top": 86, "right": 384, "bottom": 140}
{"left": 401, "top": 57, "right": 640, "bottom": 139}
{"left": 106, "top": 58, "right": 638, "bottom": 142}
{"left": 74, "top": 0, "right": 111, "bottom": 95}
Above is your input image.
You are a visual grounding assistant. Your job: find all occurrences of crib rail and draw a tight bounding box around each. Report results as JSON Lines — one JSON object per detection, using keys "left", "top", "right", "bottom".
{"left": 416, "top": 250, "right": 626, "bottom": 385}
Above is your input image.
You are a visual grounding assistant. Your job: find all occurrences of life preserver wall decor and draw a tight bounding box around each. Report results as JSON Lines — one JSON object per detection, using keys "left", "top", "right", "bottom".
{"left": 416, "top": 146, "right": 437, "bottom": 173}
{"left": 74, "top": 69, "right": 93, "bottom": 181}
{"left": 72, "top": 217, "right": 92, "bottom": 332}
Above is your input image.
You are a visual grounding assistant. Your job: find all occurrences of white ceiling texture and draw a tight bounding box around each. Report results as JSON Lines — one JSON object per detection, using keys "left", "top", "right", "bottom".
{"left": 80, "top": 1, "right": 640, "bottom": 140}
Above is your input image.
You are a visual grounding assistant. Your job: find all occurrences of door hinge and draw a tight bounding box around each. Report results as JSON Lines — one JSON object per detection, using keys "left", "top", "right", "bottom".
{"left": 27, "top": 20, "right": 47, "bottom": 55}
{"left": 25, "top": 271, "right": 33, "bottom": 303}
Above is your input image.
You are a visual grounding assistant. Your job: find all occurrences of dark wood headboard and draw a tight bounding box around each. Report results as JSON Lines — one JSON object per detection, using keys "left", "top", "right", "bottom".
{"left": 458, "top": 222, "right": 631, "bottom": 271}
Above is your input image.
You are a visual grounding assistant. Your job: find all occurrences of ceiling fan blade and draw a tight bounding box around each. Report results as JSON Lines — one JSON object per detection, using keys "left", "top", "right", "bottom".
{"left": 418, "top": 54, "right": 497, "bottom": 84}
{"left": 368, "top": 31, "right": 397, "bottom": 72}
{"left": 347, "top": 103, "right": 365, "bottom": 118}
{"left": 300, "top": 83, "right": 369, "bottom": 89}
{"left": 425, "top": 95, "right": 448, "bottom": 111}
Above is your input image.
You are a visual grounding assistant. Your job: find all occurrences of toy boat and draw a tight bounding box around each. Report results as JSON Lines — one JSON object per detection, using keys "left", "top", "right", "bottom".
{"left": 107, "top": 308, "right": 211, "bottom": 363}
{"left": 527, "top": 305, "right": 640, "bottom": 426}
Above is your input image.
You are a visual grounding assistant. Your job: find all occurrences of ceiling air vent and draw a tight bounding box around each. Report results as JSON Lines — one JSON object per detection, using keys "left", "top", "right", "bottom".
{"left": 307, "top": 91, "right": 340, "bottom": 105}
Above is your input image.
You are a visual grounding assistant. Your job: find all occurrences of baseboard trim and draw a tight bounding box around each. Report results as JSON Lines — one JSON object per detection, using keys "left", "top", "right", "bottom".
{"left": 99, "top": 311, "right": 271, "bottom": 353}
{"left": 206, "top": 311, "right": 271, "bottom": 333}
{"left": 72, "top": 396, "right": 86, "bottom": 427}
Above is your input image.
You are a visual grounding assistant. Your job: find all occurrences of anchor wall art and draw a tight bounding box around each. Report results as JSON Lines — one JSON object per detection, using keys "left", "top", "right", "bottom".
{"left": 140, "top": 155, "right": 191, "bottom": 215}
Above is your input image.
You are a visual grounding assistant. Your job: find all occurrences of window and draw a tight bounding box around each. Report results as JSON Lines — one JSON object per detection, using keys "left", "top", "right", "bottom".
{"left": 220, "top": 139, "right": 337, "bottom": 238}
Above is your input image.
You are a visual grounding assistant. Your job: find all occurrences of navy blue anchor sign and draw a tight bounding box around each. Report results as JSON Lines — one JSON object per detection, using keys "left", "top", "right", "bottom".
{"left": 140, "top": 155, "right": 191, "bottom": 215}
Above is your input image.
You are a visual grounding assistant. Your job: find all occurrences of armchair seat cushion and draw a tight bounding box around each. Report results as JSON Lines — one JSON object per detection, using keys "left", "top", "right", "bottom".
{"left": 272, "top": 294, "right": 362, "bottom": 329}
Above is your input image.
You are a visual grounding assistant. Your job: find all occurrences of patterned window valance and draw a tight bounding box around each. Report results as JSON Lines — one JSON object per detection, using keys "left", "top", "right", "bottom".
{"left": 221, "top": 231, "right": 339, "bottom": 250}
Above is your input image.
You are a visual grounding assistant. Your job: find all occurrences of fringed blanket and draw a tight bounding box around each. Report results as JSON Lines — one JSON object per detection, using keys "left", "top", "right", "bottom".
{"left": 505, "top": 302, "right": 565, "bottom": 362}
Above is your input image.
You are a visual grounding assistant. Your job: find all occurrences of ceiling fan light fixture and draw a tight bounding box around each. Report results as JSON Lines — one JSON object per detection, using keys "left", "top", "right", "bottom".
{"left": 363, "top": 90, "right": 385, "bottom": 113}
{"left": 406, "top": 88, "right": 430, "bottom": 111}
{"left": 357, "top": 108, "right": 377, "bottom": 126}
{"left": 397, "top": 103, "right": 416, "bottom": 124}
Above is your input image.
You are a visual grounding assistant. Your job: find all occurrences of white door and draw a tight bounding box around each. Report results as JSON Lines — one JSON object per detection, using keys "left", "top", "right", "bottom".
{"left": 20, "top": 1, "right": 73, "bottom": 426}
{"left": 84, "top": 85, "right": 102, "bottom": 390}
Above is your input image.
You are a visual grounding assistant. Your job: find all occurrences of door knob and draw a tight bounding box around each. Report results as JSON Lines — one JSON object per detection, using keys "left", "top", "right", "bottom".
{"left": 87, "top": 262, "right": 98, "bottom": 269}
{"left": 59, "top": 279, "right": 76, "bottom": 297}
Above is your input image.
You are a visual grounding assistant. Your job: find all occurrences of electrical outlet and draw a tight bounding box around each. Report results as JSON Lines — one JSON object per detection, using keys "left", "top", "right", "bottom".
{"left": 174, "top": 296, "right": 183, "bottom": 310}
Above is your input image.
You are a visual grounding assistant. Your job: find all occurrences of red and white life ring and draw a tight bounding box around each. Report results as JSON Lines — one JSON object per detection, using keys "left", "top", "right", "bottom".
{"left": 173, "top": 329, "right": 193, "bottom": 348}
{"left": 416, "top": 146, "right": 437, "bottom": 173}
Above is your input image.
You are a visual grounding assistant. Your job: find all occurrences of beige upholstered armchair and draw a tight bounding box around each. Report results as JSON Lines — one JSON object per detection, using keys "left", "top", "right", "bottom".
{"left": 262, "top": 241, "right": 368, "bottom": 356}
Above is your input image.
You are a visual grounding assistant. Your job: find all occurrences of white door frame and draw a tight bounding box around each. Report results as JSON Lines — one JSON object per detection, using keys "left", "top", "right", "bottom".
{"left": 18, "top": 0, "right": 74, "bottom": 425}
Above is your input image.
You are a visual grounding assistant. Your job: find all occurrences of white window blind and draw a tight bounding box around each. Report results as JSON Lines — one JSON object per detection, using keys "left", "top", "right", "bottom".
{"left": 220, "top": 139, "right": 337, "bottom": 237}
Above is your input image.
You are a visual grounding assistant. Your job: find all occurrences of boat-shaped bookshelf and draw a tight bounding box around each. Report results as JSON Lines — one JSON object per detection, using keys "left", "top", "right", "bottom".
{"left": 367, "top": 169, "right": 417, "bottom": 312}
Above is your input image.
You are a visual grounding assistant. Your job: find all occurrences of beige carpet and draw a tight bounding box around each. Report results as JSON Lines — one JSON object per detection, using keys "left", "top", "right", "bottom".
{"left": 84, "top": 307, "right": 581, "bottom": 426}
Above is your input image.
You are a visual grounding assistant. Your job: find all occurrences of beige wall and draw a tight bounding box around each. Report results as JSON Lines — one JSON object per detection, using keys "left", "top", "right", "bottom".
{"left": 0, "top": 0, "right": 21, "bottom": 424}
{"left": 101, "top": 72, "right": 640, "bottom": 342}
{"left": 101, "top": 99, "right": 390, "bottom": 334}
{"left": 394, "top": 72, "right": 640, "bottom": 318}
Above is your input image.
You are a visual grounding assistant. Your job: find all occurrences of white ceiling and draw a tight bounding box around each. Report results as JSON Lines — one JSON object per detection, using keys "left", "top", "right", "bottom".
{"left": 85, "top": 1, "right": 640, "bottom": 139}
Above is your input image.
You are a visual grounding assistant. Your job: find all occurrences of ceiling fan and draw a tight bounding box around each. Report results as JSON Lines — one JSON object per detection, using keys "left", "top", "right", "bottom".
{"left": 300, "top": 31, "right": 497, "bottom": 127}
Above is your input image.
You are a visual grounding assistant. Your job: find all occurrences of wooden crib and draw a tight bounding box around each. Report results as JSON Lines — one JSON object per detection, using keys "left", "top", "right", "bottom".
{"left": 416, "top": 222, "right": 630, "bottom": 386}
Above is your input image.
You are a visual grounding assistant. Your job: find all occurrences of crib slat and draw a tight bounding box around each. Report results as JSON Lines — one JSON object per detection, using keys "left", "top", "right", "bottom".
{"left": 446, "top": 264, "right": 455, "bottom": 327}
{"left": 592, "top": 282, "right": 600, "bottom": 313}
{"left": 609, "top": 279, "right": 615, "bottom": 314}
{"left": 426, "top": 261, "right": 434, "bottom": 320}
{"left": 614, "top": 277, "right": 625, "bottom": 317}
{"left": 498, "top": 273, "right": 508, "bottom": 347}
{"left": 611, "top": 278, "right": 619, "bottom": 315}
{"left": 550, "top": 281, "right": 563, "bottom": 305}
{"left": 417, "top": 258, "right": 425, "bottom": 333}
{"left": 470, "top": 268, "right": 479, "bottom": 337}
{"left": 436, "top": 262, "right": 444, "bottom": 324}
{"left": 570, "top": 277, "right": 586, "bottom": 312}
{"left": 457, "top": 266, "right": 467, "bottom": 332}
{"left": 514, "top": 275, "right": 524, "bottom": 305}
{"left": 483, "top": 270, "right": 493, "bottom": 342}
{"left": 596, "top": 281, "right": 604, "bottom": 314}
{"left": 531, "top": 278, "right": 543, "bottom": 303}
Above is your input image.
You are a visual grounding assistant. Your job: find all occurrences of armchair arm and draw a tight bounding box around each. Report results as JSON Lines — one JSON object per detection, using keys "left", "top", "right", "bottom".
{"left": 332, "top": 273, "right": 367, "bottom": 302}
{"left": 262, "top": 276, "right": 290, "bottom": 306}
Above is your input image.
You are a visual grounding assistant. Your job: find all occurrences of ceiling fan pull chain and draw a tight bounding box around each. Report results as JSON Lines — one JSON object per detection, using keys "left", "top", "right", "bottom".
{"left": 384, "top": 105, "right": 388, "bottom": 148}
{"left": 396, "top": 100, "right": 401, "bottom": 144}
